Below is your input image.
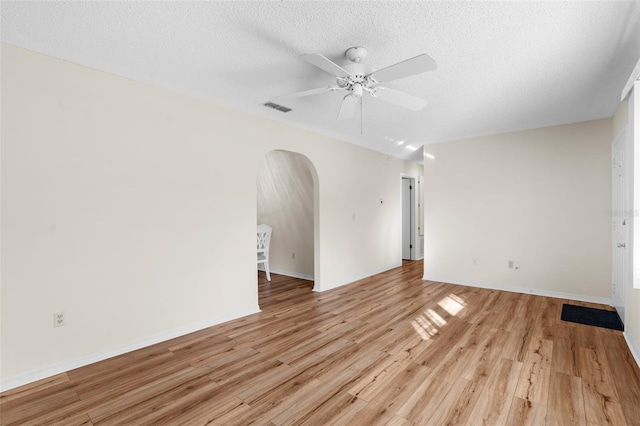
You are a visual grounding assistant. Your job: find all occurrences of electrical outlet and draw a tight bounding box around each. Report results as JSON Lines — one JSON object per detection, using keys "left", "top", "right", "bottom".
{"left": 508, "top": 260, "right": 514, "bottom": 269}
{"left": 54, "top": 312, "right": 66, "bottom": 327}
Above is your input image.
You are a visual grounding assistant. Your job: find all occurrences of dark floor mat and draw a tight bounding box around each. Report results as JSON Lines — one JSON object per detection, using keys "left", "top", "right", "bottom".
{"left": 561, "top": 304, "right": 623, "bottom": 331}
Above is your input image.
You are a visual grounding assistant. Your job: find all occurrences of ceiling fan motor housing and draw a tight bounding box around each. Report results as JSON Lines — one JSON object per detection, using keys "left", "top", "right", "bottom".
{"left": 343, "top": 62, "right": 373, "bottom": 78}
{"left": 340, "top": 62, "right": 376, "bottom": 97}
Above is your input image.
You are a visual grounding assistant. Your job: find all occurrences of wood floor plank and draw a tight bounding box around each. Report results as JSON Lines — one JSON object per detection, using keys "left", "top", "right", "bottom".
{"left": 289, "top": 390, "right": 365, "bottom": 426}
{"left": 385, "top": 415, "right": 414, "bottom": 426}
{"left": 435, "top": 329, "right": 509, "bottom": 425}
{"left": 345, "top": 406, "right": 395, "bottom": 425}
{"left": 365, "top": 360, "right": 433, "bottom": 420}
{"left": 285, "top": 341, "right": 365, "bottom": 379}
{"left": 235, "top": 364, "right": 315, "bottom": 406}
{"left": 552, "top": 336, "right": 581, "bottom": 377}
{"left": 316, "top": 347, "right": 389, "bottom": 388}
{"left": 393, "top": 333, "right": 434, "bottom": 363}
{"left": 347, "top": 353, "right": 417, "bottom": 402}
{"left": 0, "top": 388, "right": 81, "bottom": 426}
{"left": 501, "top": 325, "right": 537, "bottom": 363}
{"left": 275, "top": 330, "right": 352, "bottom": 365}
{"left": 2, "top": 260, "right": 638, "bottom": 425}
{"left": 261, "top": 378, "right": 344, "bottom": 425}
{"left": 0, "top": 373, "right": 71, "bottom": 405}
{"left": 514, "top": 337, "right": 553, "bottom": 405}
{"left": 579, "top": 347, "right": 628, "bottom": 425}
{"left": 467, "top": 357, "right": 523, "bottom": 425}
{"left": 91, "top": 375, "right": 219, "bottom": 425}
{"left": 410, "top": 315, "right": 469, "bottom": 368}
{"left": 73, "top": 352, "right": 182, "bottom": 401}
{"left": 169, "top": 396, "right": 251, "bottom": 426}
{"left": 423, "top": 376, "right": 476, "bottom": 425}
{"left": 507, "top": 397, "right": 547, "bottom": 426}
{"left": 396, "top": 345, "right": 477, "bottom": 424}
{"left": 86, "top": 367, "right": 207, "bottom": 423}
{"left": 603, "top": 333, "right": 640, "bottom": 425}
{"left": 547, "top": 372, "right": 587, "bottom": 426}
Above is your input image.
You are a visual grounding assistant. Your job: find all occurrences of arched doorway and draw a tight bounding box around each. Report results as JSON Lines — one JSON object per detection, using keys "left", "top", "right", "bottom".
{"left": 256, "top": 150, "right": 319, "bottom": 308}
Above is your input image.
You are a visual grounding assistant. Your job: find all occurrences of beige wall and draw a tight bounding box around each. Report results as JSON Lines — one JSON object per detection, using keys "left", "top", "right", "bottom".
{"left": 423, "top": 119, "right": 612, "bottom": 302}
{"left": 613, "top": 99, "right": 629, "bottom": 137}
{"left": 257, "top": 150, "right": 314, "bottom": 278}
{"left": 0, "top": 44, "right": 419, "bottom": 389}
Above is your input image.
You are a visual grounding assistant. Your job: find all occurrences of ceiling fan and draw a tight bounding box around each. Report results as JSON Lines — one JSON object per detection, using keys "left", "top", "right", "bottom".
{"left": 275, "top": 46, "right": 437, "bottom": 121}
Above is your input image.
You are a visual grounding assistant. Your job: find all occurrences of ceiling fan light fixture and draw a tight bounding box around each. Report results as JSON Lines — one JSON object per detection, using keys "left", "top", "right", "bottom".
{"left": 351, "top": 83, "right": 363, "bottom": 97}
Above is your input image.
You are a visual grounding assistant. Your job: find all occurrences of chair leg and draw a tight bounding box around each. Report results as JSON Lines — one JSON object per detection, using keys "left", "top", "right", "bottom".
{"left": 265, "top": 261, "right": 271, "bottom": 281}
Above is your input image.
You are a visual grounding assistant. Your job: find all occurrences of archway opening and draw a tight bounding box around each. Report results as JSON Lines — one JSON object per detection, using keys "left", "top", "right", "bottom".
{"left": 256, "top": 150, "right": 319, "bottom": 309}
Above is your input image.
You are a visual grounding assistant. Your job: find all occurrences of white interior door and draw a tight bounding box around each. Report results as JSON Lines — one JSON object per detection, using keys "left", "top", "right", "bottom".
{"left": 402, "top": 178, "right": 413, "bottom": 260}
{"left": 612, "top": 128, "right": 628, "bottom": 322}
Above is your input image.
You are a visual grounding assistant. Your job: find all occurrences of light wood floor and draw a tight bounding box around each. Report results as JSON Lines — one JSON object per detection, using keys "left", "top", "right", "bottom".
{"left": 2, "top": 260, "right": 640, "bottom": 425}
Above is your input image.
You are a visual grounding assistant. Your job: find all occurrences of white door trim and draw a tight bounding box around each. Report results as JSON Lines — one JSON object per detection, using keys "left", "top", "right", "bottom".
{"left": 612, "top": 126, "right": 628, "bottom": 322}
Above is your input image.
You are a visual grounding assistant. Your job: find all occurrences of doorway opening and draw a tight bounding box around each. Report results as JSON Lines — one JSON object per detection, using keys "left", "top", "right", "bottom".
{"left": 256, "top": 150, "right": 319, "bottom": 309}
{"left": 402, "top": 175, "right": 418, "bottom": 261}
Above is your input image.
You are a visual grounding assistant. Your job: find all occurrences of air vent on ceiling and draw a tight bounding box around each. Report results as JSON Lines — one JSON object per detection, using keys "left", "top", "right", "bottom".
{"left": 264, "top": 102, "right": 292, "bottom": 113}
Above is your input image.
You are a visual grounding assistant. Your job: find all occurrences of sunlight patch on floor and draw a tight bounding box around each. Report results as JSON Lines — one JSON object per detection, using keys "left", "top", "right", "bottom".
{"left": 411, "top": 294, "right": 467, "bottom": 340}
{"left": 438, "top": 294, "right": 466, "bottom": 316}
{"left": 425, "top": 308, "right": 446, "bottom": 327}
{"left": 411, "top": 317, "right": 437, "bottom": 340}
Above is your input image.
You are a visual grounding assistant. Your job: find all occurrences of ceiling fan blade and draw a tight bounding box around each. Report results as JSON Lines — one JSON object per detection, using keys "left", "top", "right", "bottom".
{"left": 374, "top": 87, "right": 428, "bottom": 111}
{"left": 275, "top": 86, "right": 343, "bottom": 99}
{"left": 337, "top": 95, "right": 359, "bottom": 121}
{"left": 302, "top": 54, "right": 353, "bottom": 78}
{"left": 368, "top": 53, "right": 437, "bottom": 83}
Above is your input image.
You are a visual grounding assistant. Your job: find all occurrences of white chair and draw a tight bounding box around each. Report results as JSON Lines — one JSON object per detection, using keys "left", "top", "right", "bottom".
{"left": 257, "top": 224, "right": 273, "bottom": 281}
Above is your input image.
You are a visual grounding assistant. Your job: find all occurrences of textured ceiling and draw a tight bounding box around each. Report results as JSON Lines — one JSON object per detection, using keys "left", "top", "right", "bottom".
{"left": 2, "top": 1, "right": 640, "bottom": 161}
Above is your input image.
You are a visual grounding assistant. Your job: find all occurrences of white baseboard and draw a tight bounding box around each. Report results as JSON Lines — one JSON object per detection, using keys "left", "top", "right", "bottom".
{"left": 624, "top": 331, "right": 640, "bottom": 370}
{"left": 422, "top": 276, "right": 613, "bottom": 306}
{"left": 0, "top": 307, "right": 260, "bottom": 392}
{"left": 258, "top": 266, "right": 313, "bottom": 281}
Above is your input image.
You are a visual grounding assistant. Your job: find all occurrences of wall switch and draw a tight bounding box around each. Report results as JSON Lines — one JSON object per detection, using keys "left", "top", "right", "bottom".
{"left": 292, "top": 252, "right": 295, "bottom": 259}
{"left": 54, "top": 312, "right": 66, "bottom": 327}
{"left": 472, "top": 259, "right": 478, "bottom": 266}
{"left": 508, "top": 260, "right": 514, "bottom": 269}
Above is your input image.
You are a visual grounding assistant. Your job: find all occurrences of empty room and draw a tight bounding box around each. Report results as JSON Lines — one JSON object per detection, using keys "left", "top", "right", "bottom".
{"left": 2, "top": 1, "right": 640, "bottom": 425}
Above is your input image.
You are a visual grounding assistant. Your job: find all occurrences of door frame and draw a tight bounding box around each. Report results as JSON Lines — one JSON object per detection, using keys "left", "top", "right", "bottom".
{"left": 257, "top": 149, "right": 320, "bottom": 293}
{"left": 612, "top": 126, "right": 628, "bottom": 322}
{"left": 401, "top": 174, "right": 419, "bottom": 260}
